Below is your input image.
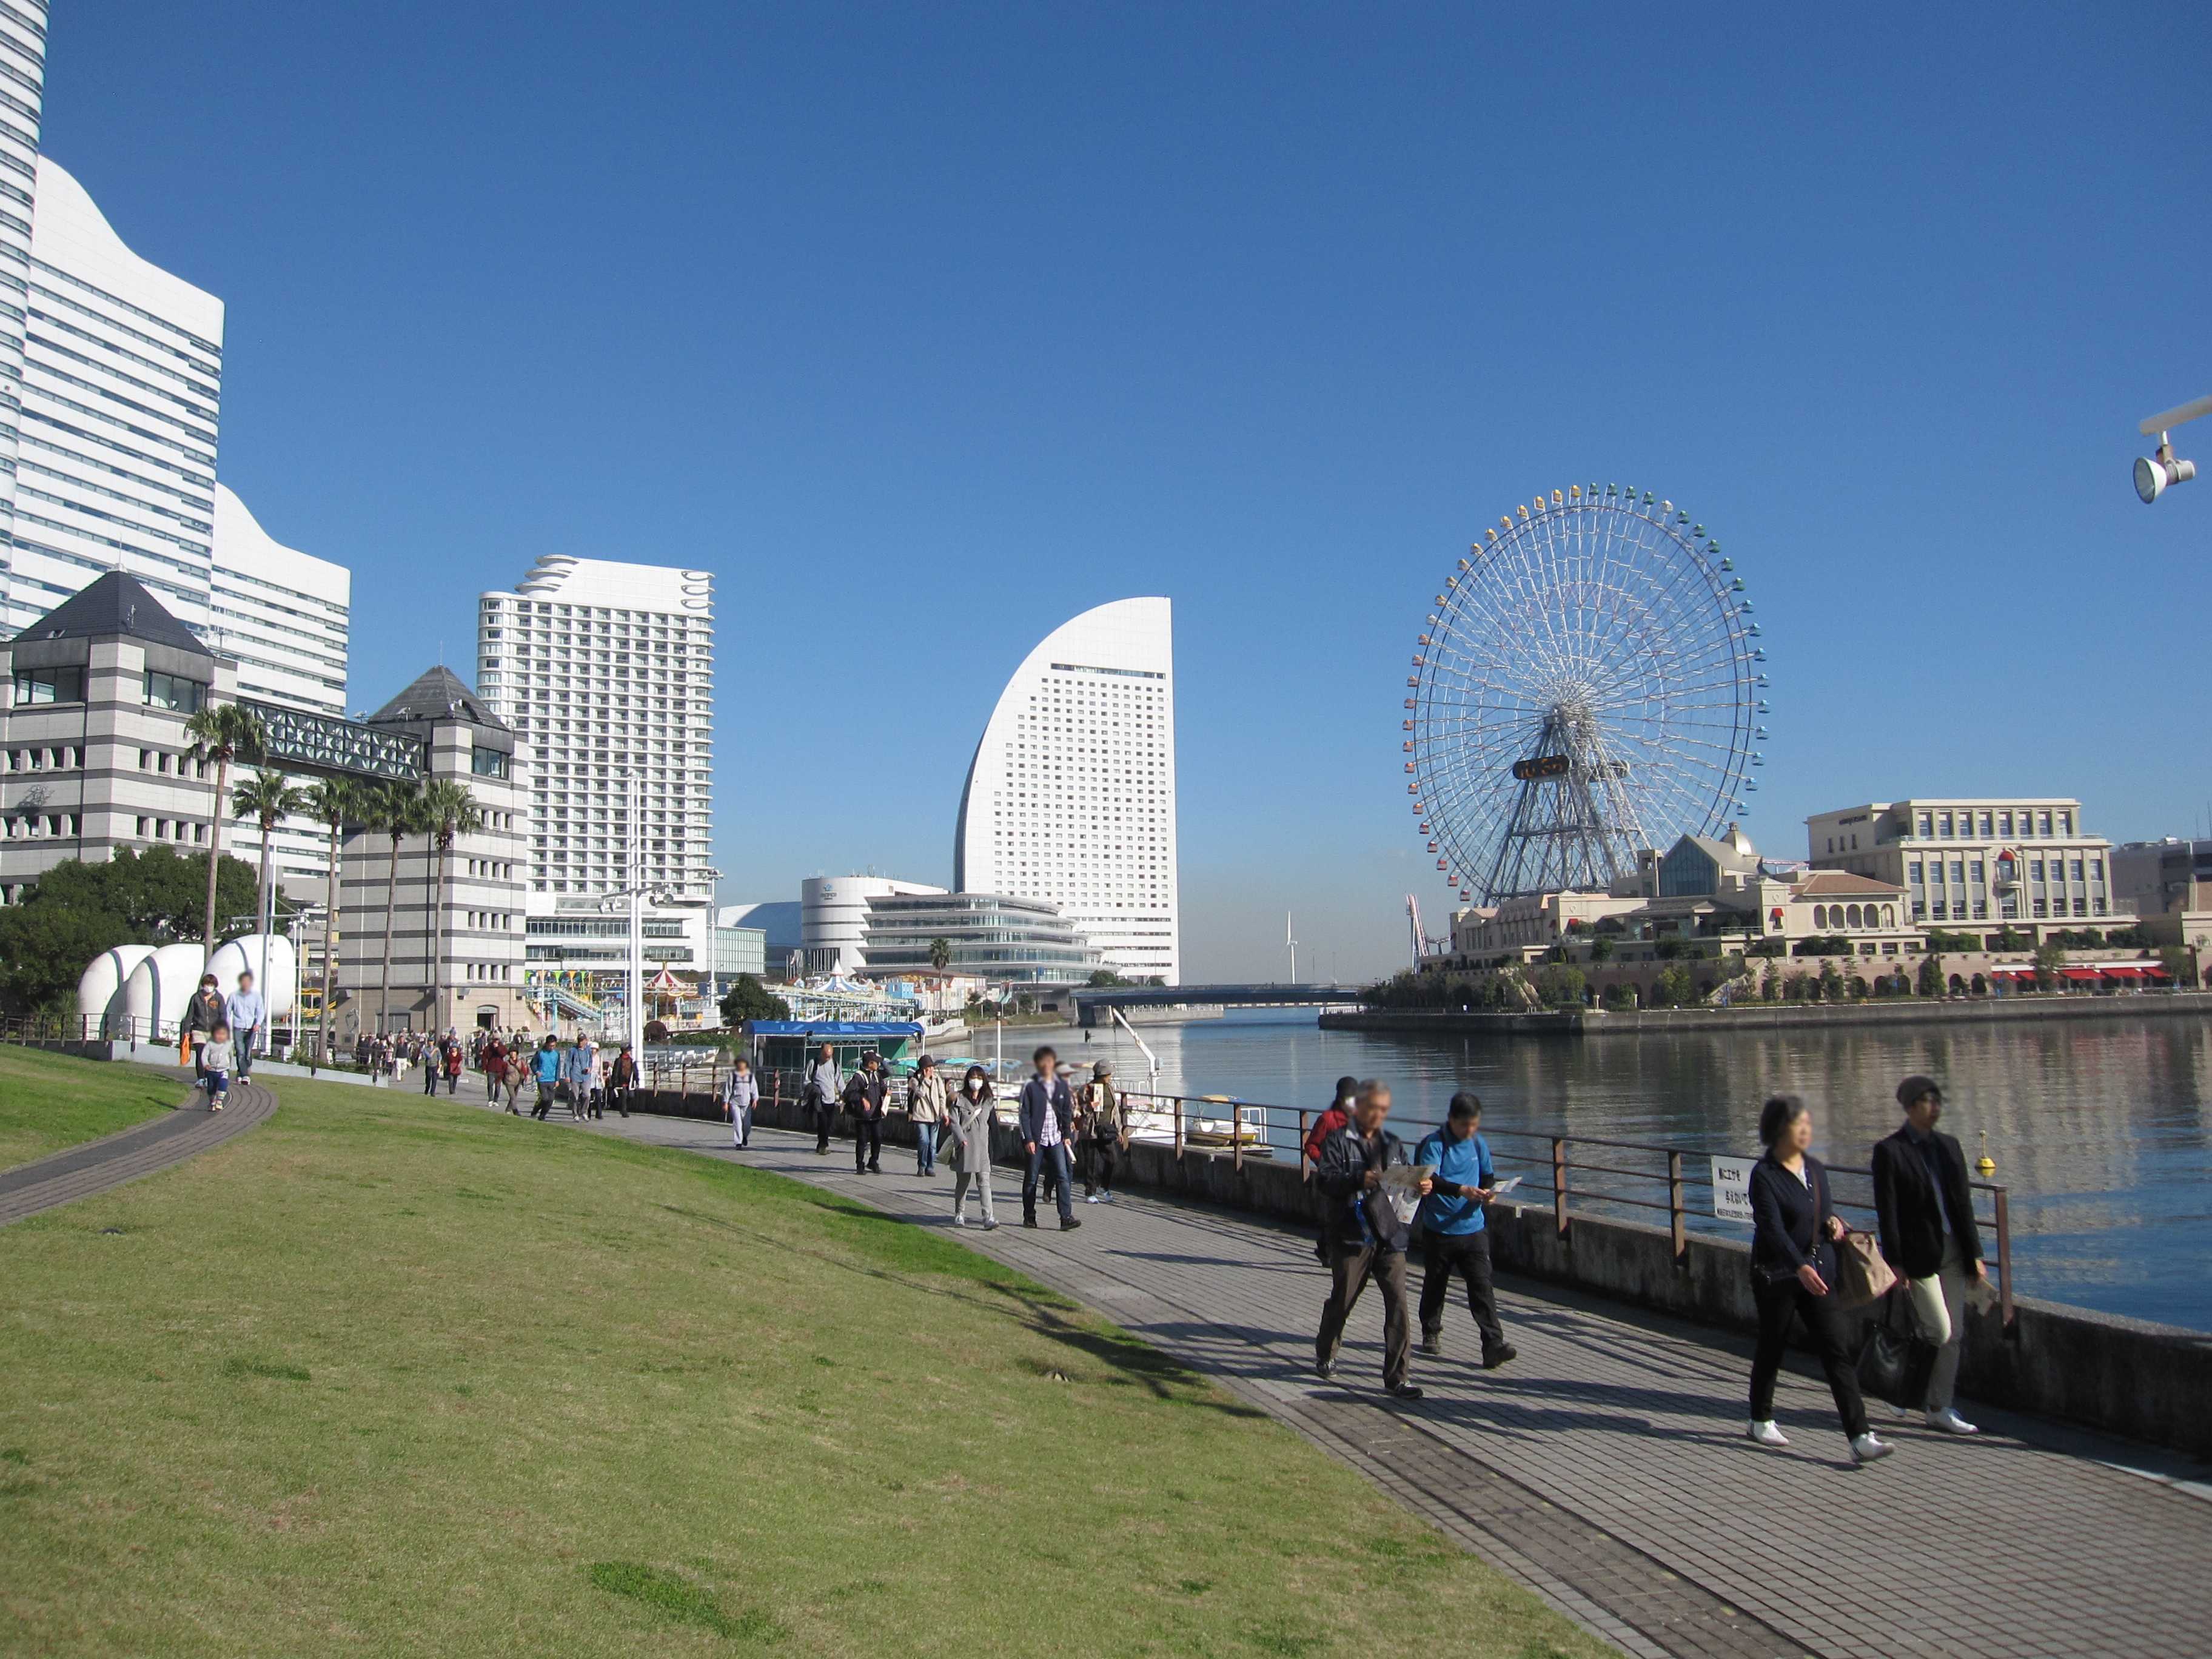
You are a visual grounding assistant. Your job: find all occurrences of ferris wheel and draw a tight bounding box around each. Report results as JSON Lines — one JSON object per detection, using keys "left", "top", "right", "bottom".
{"left": 1404, "top": 484, "right": 1767, "bottom": 907}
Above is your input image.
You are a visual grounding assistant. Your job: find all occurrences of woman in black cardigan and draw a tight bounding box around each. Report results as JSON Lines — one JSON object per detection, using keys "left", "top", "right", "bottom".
{"left": 1746, "top": 1094, "right": 1892, "bottom": 1463}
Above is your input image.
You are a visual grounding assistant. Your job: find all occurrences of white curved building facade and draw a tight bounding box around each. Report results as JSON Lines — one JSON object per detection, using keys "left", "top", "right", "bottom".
{"left": 954, "top": 597, "right": 1179, "bottom": 985}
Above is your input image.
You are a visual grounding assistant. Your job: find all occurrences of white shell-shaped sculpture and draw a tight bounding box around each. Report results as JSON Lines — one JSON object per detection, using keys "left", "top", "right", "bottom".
{"left": 207, "top": 934, "right": 298, "bottom": 1021}
{"left": 121, "top": 943, "right": 210, "bottom": 1040}
{"left": 77, "top": 944, "right": 156, "bottom": 1035}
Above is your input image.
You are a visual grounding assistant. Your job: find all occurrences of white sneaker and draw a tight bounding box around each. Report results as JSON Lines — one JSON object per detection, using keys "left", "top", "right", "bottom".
{"left": 951, "top": 1215, "right": 968, "bottom": 1228}
{"left": 1851, "top": 1433, "right": 1894, "bottom": 1463}
{"left": 1925, "top": 1406, "right": 1979, "bottom": 1435}
{"left": 1085, "top": 1194, "right": 1101, "bottom": 1204}
{"left": 1746, "top": 1419, "right": 1789, "bottom": 1448}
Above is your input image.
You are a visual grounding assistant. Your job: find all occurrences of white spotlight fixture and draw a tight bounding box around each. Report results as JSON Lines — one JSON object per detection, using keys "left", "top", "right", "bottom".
{"left": 2134, "top": 394, "right": 2211, "bottom": 504}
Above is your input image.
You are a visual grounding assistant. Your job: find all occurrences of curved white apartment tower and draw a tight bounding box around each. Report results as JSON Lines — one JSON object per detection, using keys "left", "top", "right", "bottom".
{"left": 955, "top": 596, "right": 1179, "bottom": 985}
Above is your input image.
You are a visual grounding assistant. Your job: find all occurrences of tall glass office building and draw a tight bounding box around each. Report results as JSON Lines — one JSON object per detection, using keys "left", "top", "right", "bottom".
{"left": 0, "top": 2, "right": 45, "bottom": 617}
{"left": 954, "top": 597, "right": 1181, "bottom": 984}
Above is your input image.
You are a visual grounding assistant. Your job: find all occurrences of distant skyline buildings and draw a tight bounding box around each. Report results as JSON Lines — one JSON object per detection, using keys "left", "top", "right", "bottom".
{"left": 956, "top": 597, "right": 1181, "bottom": 984}
{"left": 0, "top": 2, "right": 46, "bottom": 617}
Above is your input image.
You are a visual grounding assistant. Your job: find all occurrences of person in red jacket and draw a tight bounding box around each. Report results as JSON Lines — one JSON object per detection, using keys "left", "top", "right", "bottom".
{"left": 1303, "top": 1076, "right": 1360, "bottom": 1262}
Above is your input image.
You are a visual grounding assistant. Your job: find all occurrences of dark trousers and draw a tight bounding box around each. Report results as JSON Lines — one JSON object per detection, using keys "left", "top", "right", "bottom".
{"left": 1419, "top": 1230, "right": 1506, "bottom": 1349}
{"left": 854, "top": 1116, "right": 882, "bottom": 1171}
{"left": 1750, "top": 1274, "right": 1869, "bottom": 1438}
{"left": 444, "top": 1072, "right": 458, "bottom": 1095}
{"left": 532, "top": 1082, "right": 555, "bottom": 1119}
{"left": 1316, "top": 1242, "right": 1411, "bottom": 1389}
{"left": 812, "top": 1098, "right": 832, "bottom": 1152}
{"left": 422, "top": 1062, "right": 439, "bottom": 1094}
{"left": 607, "top": 1084, "right": 631, "bottom": 1118}
{"left": 1024, "top": 1142, "right": 1074, "bottom": 1223}
{"left": 1084, "top": 1137, "right": 1119, "bottom": 1196}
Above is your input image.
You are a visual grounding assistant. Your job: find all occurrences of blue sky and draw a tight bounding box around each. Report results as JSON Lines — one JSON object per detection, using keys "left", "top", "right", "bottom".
{"left": 44, "top": 5, "right": 2210, "bottom": 981}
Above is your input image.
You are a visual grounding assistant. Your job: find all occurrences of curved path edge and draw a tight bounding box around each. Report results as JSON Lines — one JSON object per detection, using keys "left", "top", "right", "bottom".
{"left": 0, "top": 1073, "right": 278, "bottom": 1225}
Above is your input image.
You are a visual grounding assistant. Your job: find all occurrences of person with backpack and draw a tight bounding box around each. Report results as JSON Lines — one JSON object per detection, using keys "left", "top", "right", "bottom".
{"left": 1872, "top": 1074, "right": 1986, "bottom": 1436}
{"left": 1313, "top": 1079, "right": 1429, "bottom": 1399}
{"left": 723, "top": 1054, "right": 759, "bottom": 1150}
{"left": 804, "top": 1041, "right": 840, "bottom": 1155}
{"left": 843, "top": 1050, "right": 888, "bottom": 1175}
{"left": 1413, "top": 1093, "right": 1517, "bottom": 1369}
{"left": 1078, "top": 1060, "right": 1128, "bottom": 1204}
{"left": 907, "top": 1055, "right": 947, "bottom": 1176}
{"left": 1302, "top": 1076, "right": 1360, "bottom": 1261}
{"left": 947, "top": 1065, "right": 1000, "bottom": 1230}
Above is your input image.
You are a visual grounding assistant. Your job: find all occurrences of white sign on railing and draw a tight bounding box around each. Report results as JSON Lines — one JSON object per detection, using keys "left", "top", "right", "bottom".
{"left": 1711, "top": 1156, "right": 1757, "bottom": 1224}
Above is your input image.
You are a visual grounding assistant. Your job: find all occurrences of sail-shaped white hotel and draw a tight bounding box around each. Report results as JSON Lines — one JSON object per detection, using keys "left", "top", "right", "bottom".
{"left": 954, "top": 597, "right": 1181, "bottom": 985}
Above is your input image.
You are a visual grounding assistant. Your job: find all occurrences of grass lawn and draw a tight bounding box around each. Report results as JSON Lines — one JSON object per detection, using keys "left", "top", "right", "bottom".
{"left": 0, "top": 1048, "right": 183, "bottom": 1170}
{"left": 0, "top": 1049, "right": 1612, "bottom": 1658}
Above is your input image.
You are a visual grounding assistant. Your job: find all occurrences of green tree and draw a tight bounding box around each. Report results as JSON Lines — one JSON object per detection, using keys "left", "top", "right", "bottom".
{"left": 420, "top": 779, "right": 485, "bottom": 1029}
{"left": 2031, "top": 939, "right": 2066, "bottom": 991}
{"left": 1916, "top": 953, "right": 1946, "bottom": 997}
{"left": 1589, "top": 934, "right": 1615, "bottom": 964}
{"left": 718, "top": 973, "right": 791, "bottom": 1025}
{"left": 1651, "top": 965, "right": 1695, "bottom": 1008}
{"left": 230, "top": 769, "right": 309, "bottom": 1021}
{"left": 1533, "top": 964, "right": 1586, "bottom": 1008}
{"left": 1818, "top": 959, "right": 1843, "bottom": 1000}
{"left": 1086, "top": 968, "right": 1130, "bottom": 988}
{"left": 368, "top": 782, "right": 427, "bottom": 1032}
{"left": 183, "top": 702, "right": 267, "bottom": 960}
{"left": 928, "top": 937, "right": 952, "bottom": 973}
{"left": 0, "top": 851, "right": 259, "bottom": 1016}
{"left": 300, "top": 777, "right": 361, "bottom": 1061}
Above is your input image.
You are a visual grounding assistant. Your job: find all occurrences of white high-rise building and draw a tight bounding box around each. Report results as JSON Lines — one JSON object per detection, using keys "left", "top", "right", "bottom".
{"left": 477, "top": 557, "right": 716, "bottom": 990}
{"left": 210, "top": 484, "right": 351, "bottom": 891}
{"left": 7, "top": 156, "right": 223, "bottom": 639}
{"left": 956, "top": 596, "right": 1180, "bottom": 984}
{"left": 0, "top": 3, "right": 47, "bottom": 612}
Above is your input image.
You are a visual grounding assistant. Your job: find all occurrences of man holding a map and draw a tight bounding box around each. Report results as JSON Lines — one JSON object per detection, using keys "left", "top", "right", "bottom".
{"left": 1313, "top": 1081, "right": 1433, "bottom": 1399}
{"left": 1415, "top": 1093, "right": 1518, "bottom": 1369}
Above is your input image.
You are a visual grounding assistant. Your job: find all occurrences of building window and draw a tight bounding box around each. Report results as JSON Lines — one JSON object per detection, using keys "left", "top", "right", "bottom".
{"left": 1970, "top": 860, "right": 1985, "bottom": 886}
{"left": 1976, "top": 812, "right": 1992, "bottom": 837}
{"left": 2037, "top": 811, "right": 2053, "bottom": 837}
{"left": 1908, "top": 860, "right": 1923, "bottom": 884}
{"left": 13, "top": 666, "right": 84, "bottom": 705}
{"left": 1931, "top": 900, "right": 1947, "bottom": 920}
{"left": 145, "top": 671, "right": 206, "bottom": 712}
{"left": 1939, "top": 813, "right": 1954, "bottom": 838}
{"left": 471, "top": 747, "right": 509, "bottom": 779}
{"left": 2058, "top": 811, "right": 2073, "bottom": 836}
{"left": 1972, "top": 902, "right": 1987, "bottom": 919}
{"left": 2093, "top": 899, "right": 2106, "bottom": 917}
{"left": 1916, "top": 813, "right": 1932, "bottom": 838}
{"left": 1998, "top": 811, "right": 2013, "bottom": 836}
{"left": 1950, "top": 861, "right": 1965, "bottom": 885}
{"left": 1882, "top": 907, "right": 1895, "bottom": 927}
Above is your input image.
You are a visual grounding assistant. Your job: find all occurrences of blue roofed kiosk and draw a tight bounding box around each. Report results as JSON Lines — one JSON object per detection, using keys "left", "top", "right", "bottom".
{"left": 745, "top": 1020, "right": 923, "bottom": 1074}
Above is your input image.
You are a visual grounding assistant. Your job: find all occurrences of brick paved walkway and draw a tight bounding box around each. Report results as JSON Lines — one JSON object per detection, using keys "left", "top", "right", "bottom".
{"left": 566, "top": 1108, "right": 2212, "bottom": 1659}
{"left": 0, "top": 1072, "right": 277, "bottom": 1225}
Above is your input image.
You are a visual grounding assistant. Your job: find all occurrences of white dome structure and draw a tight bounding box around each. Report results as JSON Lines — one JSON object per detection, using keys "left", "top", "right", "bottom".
{"left": 207, "top": 934, "right": 298, "bottom": 1020}
{"left": 121, "top": 943, "right": 209, "bottom": 1039}
{"left": 76, "top": 945, "right": 156, "bottom": 1036}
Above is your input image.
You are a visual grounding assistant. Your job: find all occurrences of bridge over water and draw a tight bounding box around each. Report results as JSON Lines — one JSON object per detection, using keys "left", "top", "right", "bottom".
{"left": 1070, "top": 982, "right": 1361, "bottom": 1027}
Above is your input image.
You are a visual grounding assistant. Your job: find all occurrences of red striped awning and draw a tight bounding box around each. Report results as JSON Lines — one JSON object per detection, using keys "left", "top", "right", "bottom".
{"left": 2059, "top": 967, "right": 2103, "bottom": 982}
{"left": 2100, "top": 965, "right": 2147, "bottom": 979}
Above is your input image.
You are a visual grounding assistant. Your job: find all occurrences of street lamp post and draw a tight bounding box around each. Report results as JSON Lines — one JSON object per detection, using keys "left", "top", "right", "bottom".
{"left": 2134, "top": 394, "right": 2211, "bottom": 504}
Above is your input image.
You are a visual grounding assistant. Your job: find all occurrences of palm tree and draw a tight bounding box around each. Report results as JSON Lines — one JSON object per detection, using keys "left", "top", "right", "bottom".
{"left": 369, "top": 781, "right": 426, "bottom": 1033}
{"left": 928, "top": 936, "right": 952, "bottom": 973}
{"left": 232, "top": 769, "right": 309, "bottom": 1029}
{"left": 300, "top": 776, "right": 360, "bottom": 1061}
{"left": 420, "top": 778, "right": 484, "bottom": 1030}
{"left": 184, "top": 702, "right": 267, "bottom": 960}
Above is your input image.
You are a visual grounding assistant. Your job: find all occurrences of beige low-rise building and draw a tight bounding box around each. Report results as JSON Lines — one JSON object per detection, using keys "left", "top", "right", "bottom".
{"left": 1806, "top": 797, "right": 2116, "bottom": 929}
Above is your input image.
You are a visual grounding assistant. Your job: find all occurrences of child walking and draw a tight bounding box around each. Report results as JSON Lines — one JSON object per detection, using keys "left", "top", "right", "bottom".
{"left": 197, "top": 1021, "right": 233, "bottom": 1111}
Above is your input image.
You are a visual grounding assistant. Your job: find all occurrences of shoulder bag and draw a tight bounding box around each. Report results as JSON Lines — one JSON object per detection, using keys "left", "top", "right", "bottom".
{"left": 1833, "top": 1228, "right": 1897, "bottom": 1307}
{"left": 1855, "top": 1288, "right": 1936, "bottom": 1409}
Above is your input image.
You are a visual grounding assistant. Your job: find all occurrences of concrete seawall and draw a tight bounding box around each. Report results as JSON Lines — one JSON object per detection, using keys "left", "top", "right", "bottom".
{"left": 644, "top": 1082, "right": 2212, "bottom": 1461}
{"left": 1324, "top": 988, "right": 2212, "bottom": 1038}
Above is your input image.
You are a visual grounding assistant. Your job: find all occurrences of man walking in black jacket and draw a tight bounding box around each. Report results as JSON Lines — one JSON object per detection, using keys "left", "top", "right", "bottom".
{"left": 1872, "top": 1074, "right": 1988, "bottom": 1435}
{"left": 843, "top": 1051, "right": 888, "bottom": 1175}
{"left": 1019, "top": 1047, "right": 1082, "bottom": 1232}
{"left": 1313, "top": 1081, "right": 1430, "bottom": 1399}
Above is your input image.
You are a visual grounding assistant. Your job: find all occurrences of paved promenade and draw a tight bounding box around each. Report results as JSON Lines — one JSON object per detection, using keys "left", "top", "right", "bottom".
{"left": 0, "top": 1072, "right": 276, "bottom": 1225}
{"left": 564, "top": 1108, "right": 2212, "bottom": 1659}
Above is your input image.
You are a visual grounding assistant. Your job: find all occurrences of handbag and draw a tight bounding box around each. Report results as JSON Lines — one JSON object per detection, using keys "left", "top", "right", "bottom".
{"left": 1833, "top": 1229, "right": 1897, "bottom": 1307}
{"left": 1855, "top": 1289, "right": 1936, "bottom": 1409}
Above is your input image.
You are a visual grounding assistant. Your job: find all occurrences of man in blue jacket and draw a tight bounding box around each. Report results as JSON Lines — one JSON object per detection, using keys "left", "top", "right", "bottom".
{"left": 1415, "top": 1092, "right": 1516, "bottom": 1368}
{"left": 1018, "top": 1047, "right": 1082, "bottom": 1232}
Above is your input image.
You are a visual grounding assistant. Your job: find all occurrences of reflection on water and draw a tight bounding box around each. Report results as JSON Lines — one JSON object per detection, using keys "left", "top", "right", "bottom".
{"left": 1059, "top": 1009, "right": 2212, "bottom": 1331}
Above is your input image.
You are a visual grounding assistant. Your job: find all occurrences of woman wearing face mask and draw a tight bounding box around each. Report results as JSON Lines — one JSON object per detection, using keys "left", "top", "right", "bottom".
{"left": 946, "top": 1065, "right": 1000, "bottom": 1230}
{"left": 1746, "top": 1093, "right": 1891, "bottom": 1464}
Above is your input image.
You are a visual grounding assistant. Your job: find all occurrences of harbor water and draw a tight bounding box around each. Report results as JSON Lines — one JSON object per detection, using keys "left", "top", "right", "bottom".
{"left": 1042, "top": 1008, "right": 2212, "bottom": 1333}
